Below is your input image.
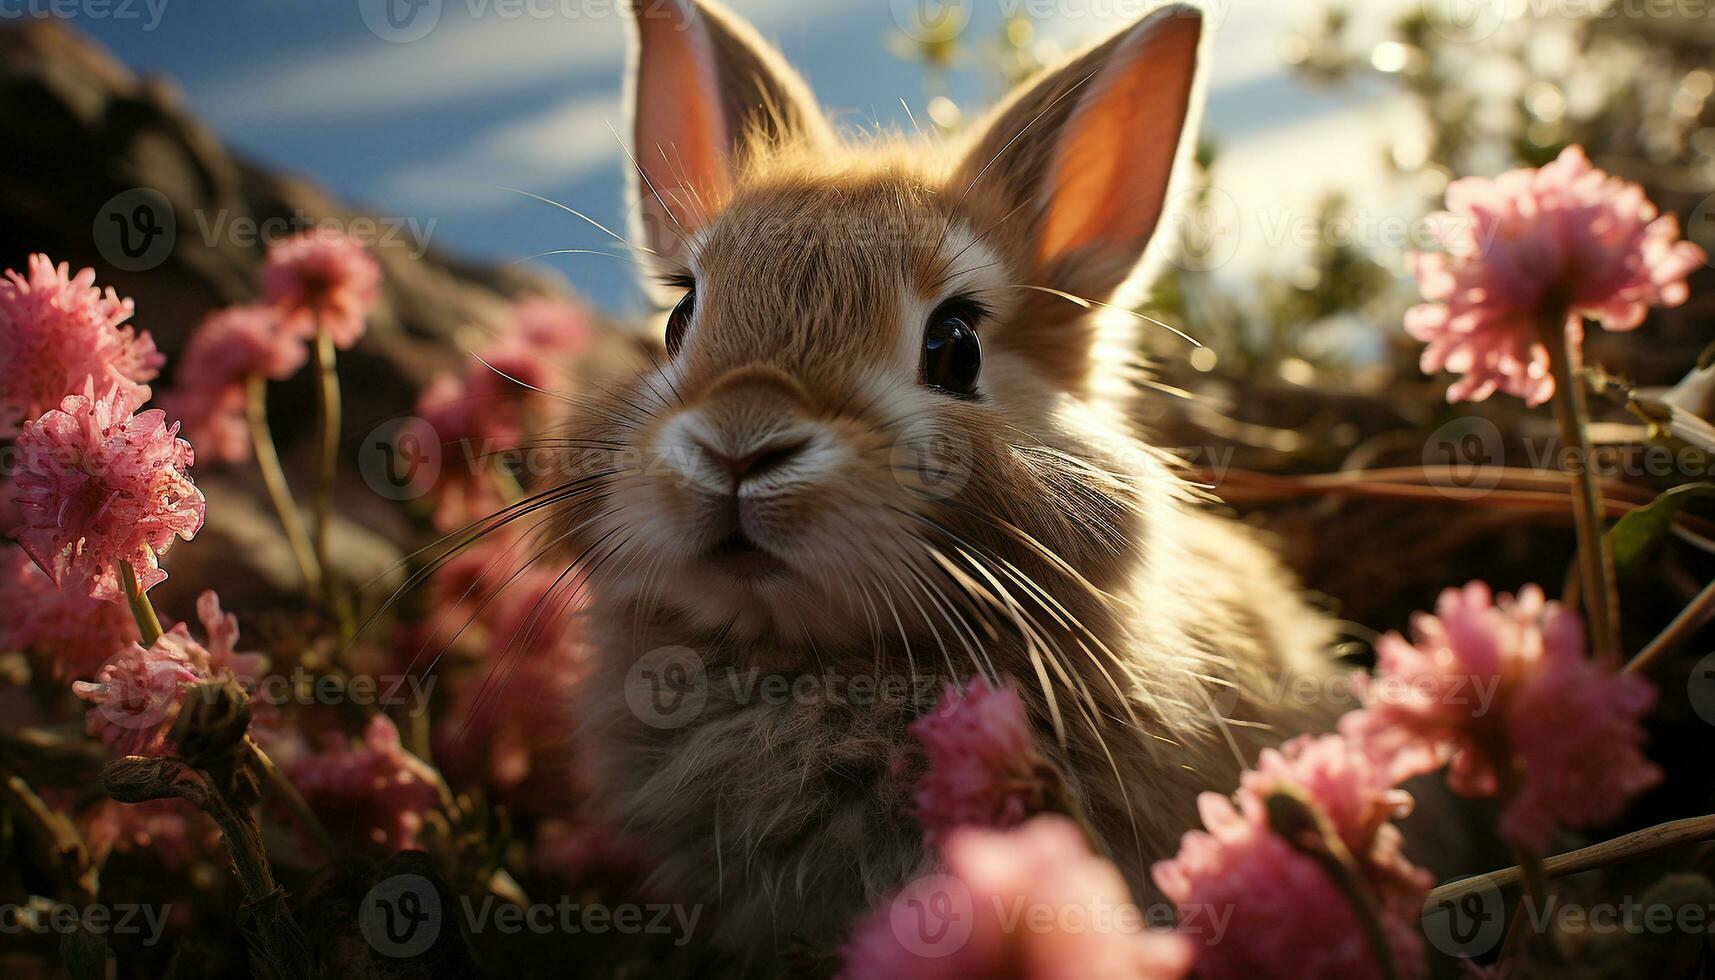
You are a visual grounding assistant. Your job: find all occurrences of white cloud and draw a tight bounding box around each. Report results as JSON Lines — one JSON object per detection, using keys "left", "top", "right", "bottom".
{"left": 374, "top": 90, "right": 625, "bottom": 211}
{"left": 205, "top": 0, "right": 859, "bottom": 127}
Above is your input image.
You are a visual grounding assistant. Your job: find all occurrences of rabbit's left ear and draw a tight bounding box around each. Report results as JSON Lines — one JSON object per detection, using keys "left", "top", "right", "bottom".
{"left": 625, "top": 0, "right": 830, "bottom": 278}
{"left": 954, "top": 4, "right": 1205, "bottom": 303}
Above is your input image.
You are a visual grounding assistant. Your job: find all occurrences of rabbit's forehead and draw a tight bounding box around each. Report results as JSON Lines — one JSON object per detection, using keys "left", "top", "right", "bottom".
{"left": 685, "top": 181, "right": 992, "bottom": 377}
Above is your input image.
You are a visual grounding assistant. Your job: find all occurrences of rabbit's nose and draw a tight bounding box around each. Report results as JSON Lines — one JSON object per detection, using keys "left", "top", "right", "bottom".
{"left": 699, "top": 435, "right": 810, "bottom": 485}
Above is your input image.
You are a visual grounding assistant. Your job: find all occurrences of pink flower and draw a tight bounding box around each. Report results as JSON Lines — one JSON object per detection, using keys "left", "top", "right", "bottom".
{"left": 1407, "top": 145, "right": 1706, "bottom": 405}
{"left": 1153, "top": 789, "right": 1424, "bottom": 980}
{"left": 433, "top": 631, "right": 586, "bottom": 816}
{"left": 414, "top": 371, "right": 512, "bottom": 530}
{"left": 1233, "top": 736, "right": 1431, "bottom": 972}
{"left": 285, "top": 715, "right": 439, "bottom": 854}
{"left": 2, "top": 546, "right": 139, "bottom": 680}
{"left": 159, "top": 306, "right": 305, "bottom": 464}
{"left": 1498, "top": 630, "right": 1661, "bottom": 852}
{"left": 72, "top": 629, "right": 206, "bottom": 758}
{"left": 12, "top": 381, "right": 204, "bottom": 600}
{"left": 511, "top": 294, "right": 591, "bottom": 357}
{"left": 190, "top": 589, "right": 268, "bottom": 680}
{"left": 69, "top": 590, "right": 262, "bottom": 757}
{"left": 1343, "top": 582, "right": 1660, "bottom": 853}
{"left": 843, "top": 815, "right": 1191, "bottom": 980}
{"left": 909, "top": 678, "right": 1046, "bottom": 844}
{"left": 260, "top": 231, "right": 381, "bottom": 349}
{"left": 77, "top": 798, "right": 216, "bottom": 871}
{"left": 0, "top": 254, "right": 163, "bottom": 436}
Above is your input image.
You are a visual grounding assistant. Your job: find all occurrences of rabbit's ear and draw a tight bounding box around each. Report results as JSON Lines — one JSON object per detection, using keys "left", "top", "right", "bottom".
{"left": 625, "top": 0, "right": 830, "bottom": 277}
{"left": 954, "top": 4, "right": 1204, "bottom": 303}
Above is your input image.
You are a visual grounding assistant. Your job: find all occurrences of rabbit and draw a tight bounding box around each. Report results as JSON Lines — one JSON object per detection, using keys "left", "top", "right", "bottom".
{"left": 553, "top": 0, "right": 1337, "bottom": 973}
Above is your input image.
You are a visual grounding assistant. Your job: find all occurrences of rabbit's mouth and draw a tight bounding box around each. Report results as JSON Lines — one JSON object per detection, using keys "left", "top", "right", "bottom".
{"left": 705, "top": 529, "right": 789, "bottom": 580}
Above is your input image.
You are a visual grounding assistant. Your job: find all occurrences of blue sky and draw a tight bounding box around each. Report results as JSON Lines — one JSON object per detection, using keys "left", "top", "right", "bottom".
{"left": 71, "top": 0, "right": 1421, "bottom": 315}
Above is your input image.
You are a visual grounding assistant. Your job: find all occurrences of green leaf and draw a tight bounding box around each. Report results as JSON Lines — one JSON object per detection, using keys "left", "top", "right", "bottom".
{"left": 1609, "top": 483, "right": 1715, "bottom": 575}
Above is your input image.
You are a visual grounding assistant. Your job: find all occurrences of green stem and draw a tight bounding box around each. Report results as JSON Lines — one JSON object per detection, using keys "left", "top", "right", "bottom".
{"left": 1540, "top": 309, "right": 1620, "bottom": 663}
{"left": 246, "top": 375, "right": 322, "bottom": 595}
{"left": 118, "top": 560, "right": 163, "bottom": 646}
{"left": 312, "top": 322, "right": 340, "bottom": 589}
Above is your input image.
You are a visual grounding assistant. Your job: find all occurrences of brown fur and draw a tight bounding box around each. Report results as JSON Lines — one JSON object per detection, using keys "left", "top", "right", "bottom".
{"left": 551, "top": 2, "right": 1336, "bottom": 975}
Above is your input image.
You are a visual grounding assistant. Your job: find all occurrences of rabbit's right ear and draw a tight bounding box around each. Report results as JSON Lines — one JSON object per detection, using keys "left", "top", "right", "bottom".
{"left": 624, "top": 0, "right": 830, "bottom": 282}
{"left": 952, "top": 4, "right": 1205, "bottom": 307}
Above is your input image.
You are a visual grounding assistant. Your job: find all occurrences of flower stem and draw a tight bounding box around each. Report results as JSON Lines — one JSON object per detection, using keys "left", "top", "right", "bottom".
{"left": 118, "top": 560, "right": 163, "bottom": 646}
{"left": 248, "top": 740, "right": 338, "bottom": 859}
{"left": 1627, "top": 576, "right": 1715, "bottom": 675}
{"left": 312, "top": 321, "right": 340, "bottom": 590}
{"left": 1540, "top": 309, "right": 1620, "bottom": 663}
{"left": 1267, "top": 791, "right": 1400, "bottom": 980}
{"left": 245, "top": 375, "right": 322, "bottom": 596}
{"left": 193, "top": 772, "right": 313, "bottom": 980}
{"left": 1425, "top": 812, "right": 1715, "bottom": 910}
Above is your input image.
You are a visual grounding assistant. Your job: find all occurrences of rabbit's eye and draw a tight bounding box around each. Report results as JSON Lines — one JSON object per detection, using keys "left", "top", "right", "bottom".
{"left": 922, "top": 301, "right": 983, "bottom": 397}
{"left": 664, "top": 279, "right": 695, "bottom": 356}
